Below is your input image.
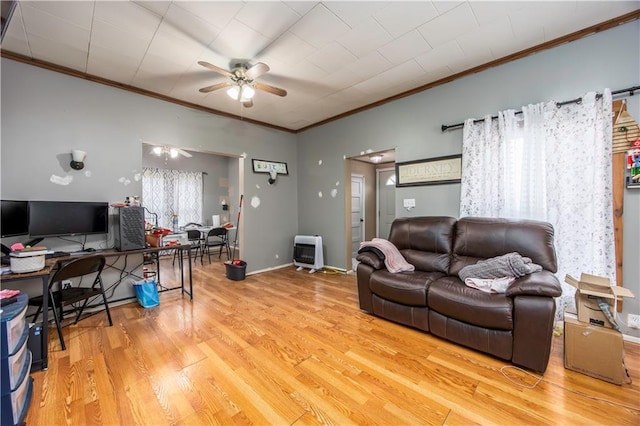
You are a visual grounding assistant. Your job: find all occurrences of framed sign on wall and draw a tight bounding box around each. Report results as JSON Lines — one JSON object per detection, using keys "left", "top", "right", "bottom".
{"left": 251, "top": 159, "right": 288, "bottom": 175}
{"left": 395, "top": 154, "right": 462, "bottom": 187}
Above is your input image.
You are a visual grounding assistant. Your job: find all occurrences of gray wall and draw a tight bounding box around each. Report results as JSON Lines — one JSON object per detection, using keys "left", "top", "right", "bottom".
{"left": 297, "top": 21, "right": 640, "bottom": 335}
{"left": 1, "top": 58, "right": 298, "bottom": 274}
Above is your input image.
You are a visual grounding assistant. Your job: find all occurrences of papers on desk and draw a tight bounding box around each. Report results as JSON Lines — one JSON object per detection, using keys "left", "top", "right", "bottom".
{"left": 10, "top": 249, "right": 52, "bottom": 257}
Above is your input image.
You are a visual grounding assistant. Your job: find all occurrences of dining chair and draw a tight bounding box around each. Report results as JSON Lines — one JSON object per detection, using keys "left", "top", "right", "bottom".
{"left": 173, "top": 228, "right": 203, "bottom": 265}
{"left": 28, "top": 255, "right": 112, "bottom": 350}
{"left": 202, "top": 227, "right": 230, "bottom": 263}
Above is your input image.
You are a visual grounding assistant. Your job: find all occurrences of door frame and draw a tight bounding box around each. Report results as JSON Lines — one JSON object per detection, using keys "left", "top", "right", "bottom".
{"left": 351, "top": 173, "right": 365, "bottom": 261}
{"left": 376, "top": 166, "right": 395, "bottom": 238}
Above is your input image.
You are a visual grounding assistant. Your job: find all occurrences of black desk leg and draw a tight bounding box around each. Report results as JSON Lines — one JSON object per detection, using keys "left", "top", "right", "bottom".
{"left": 178, "top": 248, "right": 184, "bottom": 293}
{"left": 156, "top": 252, "right": 161, "bottom": 286}
{"left": 187, "top": 247, "right": 193, "bottom": 300}
{"left": 39, "top": 274, "right": 49, "bottom": 370}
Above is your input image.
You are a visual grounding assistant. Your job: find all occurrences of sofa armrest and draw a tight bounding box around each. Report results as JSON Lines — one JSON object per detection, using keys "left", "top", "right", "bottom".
{"left": 356, "top": 252, "right": 385, "bottom": 270}
{"left": 506, "top": 270, "right": 562, "bottom": 298}
{"left": 512, "top": 295, "right": 556, "bottom": 373}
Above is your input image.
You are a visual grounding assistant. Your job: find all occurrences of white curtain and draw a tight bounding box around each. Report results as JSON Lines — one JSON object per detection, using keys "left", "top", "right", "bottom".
{"left": 142, "top": 168, "right": 203, "bottom": 229}
{"left": 460, "top": 90, "right": 614, "bottom": 316}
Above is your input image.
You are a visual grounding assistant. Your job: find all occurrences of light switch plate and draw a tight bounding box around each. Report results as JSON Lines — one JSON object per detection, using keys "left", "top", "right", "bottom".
{"left": 403, "top": 198, "right": 416, "bottom": 208}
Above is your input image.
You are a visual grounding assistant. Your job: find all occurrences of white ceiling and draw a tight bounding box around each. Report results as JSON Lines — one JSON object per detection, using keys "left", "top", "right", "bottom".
{"left": 2, "top": 1, "right": 639, "bottom": 131}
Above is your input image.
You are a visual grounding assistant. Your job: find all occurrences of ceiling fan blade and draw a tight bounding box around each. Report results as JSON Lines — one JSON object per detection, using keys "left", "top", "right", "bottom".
{"left": 242, "top": 99, "right": 254, "bottom": 108}
{"left": 199, "top": 82, "right": 231, "bottom": 93}
{"left": 245, "top": 62, "right": 270, "bottom": 80}
{"left": 198, "top": 61, "right": 233, "bottom": 78}
{"left": 254, "top": 82, "right": 287, "bottom": 97}
{"left": 176, "top": 148, "right": 193, "bottom": 158}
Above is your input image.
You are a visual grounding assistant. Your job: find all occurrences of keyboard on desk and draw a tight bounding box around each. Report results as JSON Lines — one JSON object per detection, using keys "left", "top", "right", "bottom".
{"left": 45, "top": 251, "right": 70, "bottom": 259}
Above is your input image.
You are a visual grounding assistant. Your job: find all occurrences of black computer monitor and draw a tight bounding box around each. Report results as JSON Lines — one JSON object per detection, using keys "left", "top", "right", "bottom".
{"left": 28, "top": 201, "right": 108, "bottom": 238}
{"left": 1, "top": 200, "right": 29, "bottom": 238}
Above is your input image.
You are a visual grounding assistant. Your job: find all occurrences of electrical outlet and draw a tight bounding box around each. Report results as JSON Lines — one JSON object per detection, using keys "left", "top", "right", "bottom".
{"left": 62, "top": 280, "right": 72, "bottom": 289}
{"left": 403, "top": 198, "right": 416, "bottom": 208}
{"left": 628, "top": 314, "right": 640, "bottom": 329}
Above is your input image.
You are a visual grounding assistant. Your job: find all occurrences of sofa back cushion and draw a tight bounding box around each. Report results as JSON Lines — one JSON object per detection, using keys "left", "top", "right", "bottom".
{"left": 388, "top": 216, "right": 457, "bottom": 273}
{"left": 450, "top": 217, "right": 558, "bottom": 276}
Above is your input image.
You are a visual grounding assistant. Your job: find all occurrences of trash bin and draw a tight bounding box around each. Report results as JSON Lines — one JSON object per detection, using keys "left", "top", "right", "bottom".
{"left": 224, "top": 260, "right": 246, "bottom": 281}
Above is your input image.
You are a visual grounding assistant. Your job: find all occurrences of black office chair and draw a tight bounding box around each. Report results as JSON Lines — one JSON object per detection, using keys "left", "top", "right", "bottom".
{"left": 202, "top": 227, "right": 230, "bottom": 263}
{"left": 173, "top": 228, "right": 203, "bottom": 265}
{"left": 29, "top": 255, "right": 112, "bottom": 350}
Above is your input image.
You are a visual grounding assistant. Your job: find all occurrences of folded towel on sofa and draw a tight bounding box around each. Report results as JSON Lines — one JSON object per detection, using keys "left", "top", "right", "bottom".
{"left": 359, "top": 238, "right": 414, "bottom": 273}
{"left": 459, "top": 252, "right": 542, "bottom": 282}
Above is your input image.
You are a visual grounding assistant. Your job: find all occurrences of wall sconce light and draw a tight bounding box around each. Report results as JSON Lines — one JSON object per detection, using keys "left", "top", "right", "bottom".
{"left": 70, "top": 149, "right": 86, "bottom": 170}
{"left": 268, "top": 170, "right": 278, "bottom": 185}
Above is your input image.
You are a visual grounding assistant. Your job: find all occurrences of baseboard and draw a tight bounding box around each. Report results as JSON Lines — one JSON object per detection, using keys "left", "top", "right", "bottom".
{"left": 247, "top": 263, "right": 350, "bottom": 276}
{"left": 623, "top": 333, "right": 640, "bottom": 344}
{"left": 247, "top": 262, "right": 293, "bottom": 275}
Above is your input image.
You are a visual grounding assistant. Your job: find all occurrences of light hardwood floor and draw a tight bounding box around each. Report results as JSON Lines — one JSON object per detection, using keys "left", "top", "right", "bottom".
{"left": 25, "top": 257, "right": 640, "bottom": 425}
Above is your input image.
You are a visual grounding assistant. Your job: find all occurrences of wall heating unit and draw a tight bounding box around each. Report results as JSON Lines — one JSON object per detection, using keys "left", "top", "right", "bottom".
{"left": 293, "top": 235, "right": 324, "bottom": 273}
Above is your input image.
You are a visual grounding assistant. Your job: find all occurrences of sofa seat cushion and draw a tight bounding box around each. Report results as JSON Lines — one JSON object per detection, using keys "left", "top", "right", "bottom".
{"left": 370, "top": 270, "right": 445, "bottom": 307}
{"left": 372, "top": 295, "right": 429, "bottom": 331}
{"left": 428, "top": 276, "right": 513, "bottom": 330}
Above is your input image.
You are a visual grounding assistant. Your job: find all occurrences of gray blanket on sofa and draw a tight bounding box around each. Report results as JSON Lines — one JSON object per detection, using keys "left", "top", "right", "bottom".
{"left": 458, "top": 252, "right": 542, "bottom": 282}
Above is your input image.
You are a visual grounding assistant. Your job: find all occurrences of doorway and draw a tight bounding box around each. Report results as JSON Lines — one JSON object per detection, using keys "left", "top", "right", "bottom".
{"left": 377, "top": 168, "right": 396, "bottom": 239}
{"left": 351, "top": 174, "right": 365, "bottom": 266}
{"left": 345, "top": 149, "right": 396, "bottom": 271}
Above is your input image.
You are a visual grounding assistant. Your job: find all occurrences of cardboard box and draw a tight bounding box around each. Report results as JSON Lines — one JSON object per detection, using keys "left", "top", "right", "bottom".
{"left": 564, "top": 273, "right": 635, "bottom": 328}
{"left": 564, "top": 316, "right": 629, "bottom": 385}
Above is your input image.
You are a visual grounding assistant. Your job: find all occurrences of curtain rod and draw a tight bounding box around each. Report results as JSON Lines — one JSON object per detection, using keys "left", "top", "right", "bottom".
{"left": 441, "top": 85, "right": 640, "bottom": 132}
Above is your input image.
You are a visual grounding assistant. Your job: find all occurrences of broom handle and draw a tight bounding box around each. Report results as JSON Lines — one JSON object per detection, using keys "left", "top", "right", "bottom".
{"left": 231, "top": 195, "right": 243, "bottom": 260}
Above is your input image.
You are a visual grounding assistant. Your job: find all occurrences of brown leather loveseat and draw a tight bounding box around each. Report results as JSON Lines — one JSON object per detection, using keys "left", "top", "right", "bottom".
{"left": 356, "top": 216, "right": 562, "bottom": 373}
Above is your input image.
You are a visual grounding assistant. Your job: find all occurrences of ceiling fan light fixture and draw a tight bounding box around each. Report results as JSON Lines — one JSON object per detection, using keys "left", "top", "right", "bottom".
{"left": 227, "top": 85, "right": 240, "bottom": 100}
{"left": 152, "top": 146, "right": 163, "bottom": 156}
{"left": 198, "top": 61, "right": 285, "bottom": 106}
{"left": 241, "top": 85, "right": 255, "bottom": 101}
{"left": 227, "top": 82, "right": 255, "bottom": 102}
{"left": 169, "top": 148, "right": 179, "bottom": 158}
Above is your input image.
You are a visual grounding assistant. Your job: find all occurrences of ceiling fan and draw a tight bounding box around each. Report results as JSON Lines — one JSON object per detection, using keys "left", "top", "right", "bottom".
{"left": 198, "top": 61, "right": 287, "bottom": 108}
{"left": 143, "top": 141, "right": 192, "bottom": 160}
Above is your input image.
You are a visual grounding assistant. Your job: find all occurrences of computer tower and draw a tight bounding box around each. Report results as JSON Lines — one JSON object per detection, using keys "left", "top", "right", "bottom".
{"left": 113, "top": 206, "right": 146, "bottom": 251}
{"left": 27, "top": 322, "right": 44, "bottom": 371}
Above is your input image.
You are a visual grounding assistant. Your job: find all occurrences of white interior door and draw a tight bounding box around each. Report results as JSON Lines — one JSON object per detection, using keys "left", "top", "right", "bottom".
{"left": 377, "top": 169, "right": 396, "bottom": 239}
{"left": 351, "top": 175, "right": 364, "bottom": 260}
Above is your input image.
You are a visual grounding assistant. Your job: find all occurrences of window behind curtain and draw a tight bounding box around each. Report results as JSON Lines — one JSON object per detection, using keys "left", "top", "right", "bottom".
{"left": 142, "top": 168, "right": 203, "bottom": 228}
{"left": 460, "top": 91, "right": 614, "bottom": 319}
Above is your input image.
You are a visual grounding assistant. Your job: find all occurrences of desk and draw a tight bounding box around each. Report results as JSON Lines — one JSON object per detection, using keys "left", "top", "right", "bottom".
{"left": 0, "top": 244, "right": 194, "bottom": 371}
{"left": 99, "top": 244, "right": 194, "bottom": 301}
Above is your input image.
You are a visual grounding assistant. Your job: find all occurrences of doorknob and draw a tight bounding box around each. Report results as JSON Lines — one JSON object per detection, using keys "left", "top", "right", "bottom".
{"left": 360, "top": 218, "right": 364, "bottom": 222}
